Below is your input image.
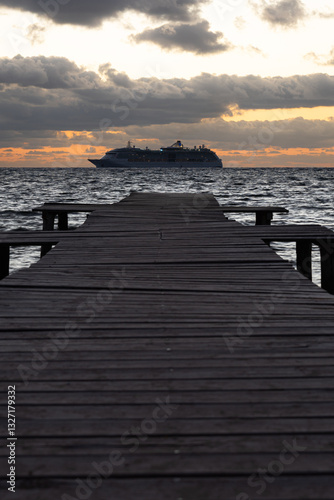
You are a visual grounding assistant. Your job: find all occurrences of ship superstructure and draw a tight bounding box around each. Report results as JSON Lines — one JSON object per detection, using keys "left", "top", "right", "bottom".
{"left": 88, "top": 141, "right": 223, "bottom": 168}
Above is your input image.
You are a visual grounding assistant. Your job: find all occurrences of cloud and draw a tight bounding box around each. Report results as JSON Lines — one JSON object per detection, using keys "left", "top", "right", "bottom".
{"left": 257, "top": 0, "right": 306, "bottom": 28}
{"left": 0, "top": 55, "right": 100, "bottom": 88}
{"left": 0, "top": 0, "right": 208, "bottom": 27}
{"left": 325, "top": 50, "right": 334, "bottom": 65}
{"left": 317, "top": 11, "right": 334, "bottom": 19}
{"left": 1, "top": 56, "right": 334, "bottom": 137}
{"left": 234, "top": 17, "right": 246, "bottom": 30}
{"left": 3, "top": 117, "right": 334, "bottom": 156}
{"left": 245, "top": 45, "right": 266, "bottom": 56}
{"left": 26, "top": 24, "right": 46, "bottom": 45}
{"left": 131, "top": 20, "right": 231, "bottom": 55}
{"left": 99, "top": 63, "right": 134, "bottom": 88}
{"left": 122, "top": 117, "right": 334, "bottom": 151}
{"left": 305, "top": 49, "right": 334, "bottom": 66}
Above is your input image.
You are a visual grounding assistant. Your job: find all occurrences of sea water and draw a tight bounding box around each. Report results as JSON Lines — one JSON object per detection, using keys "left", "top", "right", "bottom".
{"left": 1, "top": 167, "right": 334, "bottom": 285}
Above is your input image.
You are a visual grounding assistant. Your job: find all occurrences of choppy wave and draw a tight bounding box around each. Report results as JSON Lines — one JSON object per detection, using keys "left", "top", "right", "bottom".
{"left": 1, "top": 166, "right": 334, "bottom": 284}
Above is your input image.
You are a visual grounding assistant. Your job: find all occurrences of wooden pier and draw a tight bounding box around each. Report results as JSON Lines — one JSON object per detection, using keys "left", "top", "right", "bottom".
{"left": 1, "top": 192, "right": 334, "bottom": 499}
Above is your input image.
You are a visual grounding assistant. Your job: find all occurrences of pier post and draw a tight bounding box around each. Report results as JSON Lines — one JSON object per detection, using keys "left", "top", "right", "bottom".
{"left": 58, "top": 212, "right": 68, "bottom": 230}
{"left": 317, "top": 238, "right": 334, "bottom": 295}
{"left": 42, "top": 211, "right": 55, "bottom": 231}
{"left": 40, "top": 243, "right": 53, "bottom": 258}
{"left": 41, "top": 211, "right": 55, "bottom": 256}
{"left": 296, "top": 240, "right": 312, "bottom": 280}
{"left": 0, "top": 244, "right": 10, "bottom": 280}
{"left": 256, "top": 211, "right": 273, "bottom": 225}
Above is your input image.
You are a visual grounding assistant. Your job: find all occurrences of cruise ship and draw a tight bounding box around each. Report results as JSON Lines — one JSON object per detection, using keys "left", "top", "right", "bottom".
{"left": 88, "top": 141, "right": 223, "bottom": 168}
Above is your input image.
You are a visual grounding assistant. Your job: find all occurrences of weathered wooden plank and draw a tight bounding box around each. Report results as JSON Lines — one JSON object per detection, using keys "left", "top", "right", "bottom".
{"left": 0, "top": 451, "right": 332, "bottom": 477}
{"left": 4, "top": 388, "right": 333, "bottom": 404}
{"left": 0, "top": 433, "right": 331, "bottom": 455}
{"left": 2, "top": 402, "right": 334, "bottom": 418}
{"left": 2, "top": 476, "right": 334, "bottom": 500}
{"left": 3, "top": 377, "right": 334, "bottom": 391}
{"left": 2, "top": 415, "right": 334, "bottom": 435}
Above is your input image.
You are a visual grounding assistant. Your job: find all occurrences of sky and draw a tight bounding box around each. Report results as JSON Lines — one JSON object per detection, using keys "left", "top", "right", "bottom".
{"left": 0, "top": 0, "right": 334, "bottom": 167}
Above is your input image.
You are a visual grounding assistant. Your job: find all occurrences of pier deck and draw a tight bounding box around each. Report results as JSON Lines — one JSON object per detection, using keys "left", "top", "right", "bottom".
{"left": 1, "top": 192, "right": 334, "bottom": 499}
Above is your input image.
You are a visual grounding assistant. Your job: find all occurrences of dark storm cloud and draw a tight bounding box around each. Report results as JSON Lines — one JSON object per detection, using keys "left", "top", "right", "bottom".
{"left": 4, "top": 116, "right": 334, "bottom": 152}
{"left": 0, "top": 55, "right": 100, "bottom": 88}
{"left": 0, "top": 0, "right": 207, "bottom": 26}
{"left": 99, "top": 64, "right": 134, "bottom": 88}
{"left": 258, "top": 0, "right": 306, "bottom": 28}
{"left": 123, "top": 117, "right": 334, "bottom": 150}
{"left": 131, "top": 20, "right": 231, "bottom": 55}
{"left": 1, "top": 56, "right": 334, "bottom": 135}
{"left": 220, "top": 117, "right": 334, "bottom": 149}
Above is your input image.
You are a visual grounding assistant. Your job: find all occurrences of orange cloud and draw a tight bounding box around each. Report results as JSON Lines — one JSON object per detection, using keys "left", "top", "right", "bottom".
{"left": 2, "top": 140, "right": 334, "bottom": 169}
{"left": 217, "top": 147, "right": 334, "bottom": 167}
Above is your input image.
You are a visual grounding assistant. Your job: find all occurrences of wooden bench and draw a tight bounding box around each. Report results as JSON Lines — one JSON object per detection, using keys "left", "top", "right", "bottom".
{"left": 33, "top": 203, "right": 289, "bottom": 228}
{"left": 220, "top": 205, "right": 289, "bottom": 225}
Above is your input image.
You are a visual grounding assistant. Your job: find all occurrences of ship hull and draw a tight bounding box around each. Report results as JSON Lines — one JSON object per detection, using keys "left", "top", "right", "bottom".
{"left": 89, "top": 159, "right": 223, "bottom": 168}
